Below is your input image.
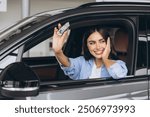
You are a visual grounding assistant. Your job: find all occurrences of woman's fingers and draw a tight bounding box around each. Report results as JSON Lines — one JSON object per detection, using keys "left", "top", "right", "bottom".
{"left": 102, "top": 37, "right": 111, "bottom": 59}
{"left": 62, "top": 30, "right": 68, "bottom": 38}
{"left": 54, "top": 27, "right": 58, "bottom": 34}
{"left": 58, "top": 23, "right": 61, "bottom": 29}
{"left": 53, "top": 23, "right": 68, "bottom": 52}
{"left": 106, "top": 37, "right": 111, "bottom": 51}
{"left": 107, "top": 37, "right": 110, "bottom": 46}
{"left": 61, "top": 30, "right": 68, "bottom": 42}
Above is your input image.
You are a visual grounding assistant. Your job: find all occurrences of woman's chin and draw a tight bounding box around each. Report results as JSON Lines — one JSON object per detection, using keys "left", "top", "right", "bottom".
{"left": 94, "top": 54, "right": 102, "bottom": 59}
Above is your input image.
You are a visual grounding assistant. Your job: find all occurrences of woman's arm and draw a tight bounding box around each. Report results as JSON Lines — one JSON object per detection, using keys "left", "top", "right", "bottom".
{"left": 52, "top": 23, "right": 70, "bottom": 67}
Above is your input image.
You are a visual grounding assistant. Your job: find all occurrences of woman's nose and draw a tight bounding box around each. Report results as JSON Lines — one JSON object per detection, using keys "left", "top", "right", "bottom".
{"left": 96, "top": 43, "right": 101, "bottom": 49}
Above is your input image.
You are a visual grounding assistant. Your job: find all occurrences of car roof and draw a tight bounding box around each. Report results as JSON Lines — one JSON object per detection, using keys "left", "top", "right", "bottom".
{"left": 78, "top": 1, "right": 150, "bottom": 8}
{"left": 96, "top": 0, "right": 150, "bottom": 3}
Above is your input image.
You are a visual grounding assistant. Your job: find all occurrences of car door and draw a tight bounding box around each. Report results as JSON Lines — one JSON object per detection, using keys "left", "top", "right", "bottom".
{"left": 25, "top": 11, "right": 149, "bottom": 99}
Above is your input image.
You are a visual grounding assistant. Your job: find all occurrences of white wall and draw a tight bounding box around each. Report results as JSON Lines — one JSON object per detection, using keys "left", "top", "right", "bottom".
{"left": 0, "top": 0, "right": 21, "bottom": 31}
{"left": 0, "top": 0, "right": 94, "bottom": 31}
{"left": 30, "top": 0, "right": 94, "bottom": 15}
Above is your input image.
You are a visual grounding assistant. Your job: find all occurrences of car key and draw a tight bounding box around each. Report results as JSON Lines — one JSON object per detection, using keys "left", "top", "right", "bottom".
{"left": 57, "top": 22, "right": 70, "bottom": 36}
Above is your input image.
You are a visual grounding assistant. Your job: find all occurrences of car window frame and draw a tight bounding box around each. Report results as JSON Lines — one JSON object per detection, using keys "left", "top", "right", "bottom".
{"left": 22, "top": 15, "right": 136, "bottom": 80}
{"left": 63, "top": 16, "right": 136, "bottom": 76}
{"left": 0, "top": 9, "right": 144, "bottom": 83}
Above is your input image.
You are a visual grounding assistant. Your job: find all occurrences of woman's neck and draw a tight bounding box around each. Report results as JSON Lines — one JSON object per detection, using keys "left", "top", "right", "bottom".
{"left": 94, "top": 58, "right": 102, "bottom": 68}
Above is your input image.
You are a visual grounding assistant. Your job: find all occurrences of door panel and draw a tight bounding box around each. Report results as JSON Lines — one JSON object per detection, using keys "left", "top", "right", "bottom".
{"left": 28, "top": 76, "right": 149, "bottom": 100}
{"left": 22, "top": 57, "right": 58, "bottom": 81}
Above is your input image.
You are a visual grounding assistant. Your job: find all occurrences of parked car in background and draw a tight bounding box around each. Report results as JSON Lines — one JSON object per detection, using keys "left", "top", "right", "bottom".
{"left": 0, "top": 1, "right": 150, "bottom": 100}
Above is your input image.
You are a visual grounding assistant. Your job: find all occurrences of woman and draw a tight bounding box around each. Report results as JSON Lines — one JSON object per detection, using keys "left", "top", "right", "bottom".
{"left": 52, "top": 24, "right": 128, "bottom": 80}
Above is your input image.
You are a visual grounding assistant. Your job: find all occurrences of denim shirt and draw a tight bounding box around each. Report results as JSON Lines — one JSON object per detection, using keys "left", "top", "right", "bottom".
{"left": 61, "top": 56, "right": 128, "bottom": 80}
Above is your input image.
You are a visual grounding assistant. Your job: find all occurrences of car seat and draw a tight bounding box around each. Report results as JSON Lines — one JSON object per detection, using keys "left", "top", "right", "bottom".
{"left": 113, "top": 28, "right": 128, "bottom": 62}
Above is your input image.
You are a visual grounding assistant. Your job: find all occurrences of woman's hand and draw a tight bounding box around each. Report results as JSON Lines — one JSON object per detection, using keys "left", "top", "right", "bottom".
{"left": 102, "top": 37, "right": 115, "bottom": 68}
{"left": 52, "top": 23, "right": 69, "bottom": 54}
{"left": 102, "top": 37, "right": 111, "bottom": 60}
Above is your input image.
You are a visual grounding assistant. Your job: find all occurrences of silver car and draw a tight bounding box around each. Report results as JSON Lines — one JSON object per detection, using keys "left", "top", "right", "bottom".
{"left": 0, "top": 1, "right": 150, "bottom": 100}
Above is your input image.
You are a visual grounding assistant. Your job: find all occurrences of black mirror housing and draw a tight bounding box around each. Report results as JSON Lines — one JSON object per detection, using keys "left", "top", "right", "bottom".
{"left": 0, "top": 62, "right": 40, "bottom": 98}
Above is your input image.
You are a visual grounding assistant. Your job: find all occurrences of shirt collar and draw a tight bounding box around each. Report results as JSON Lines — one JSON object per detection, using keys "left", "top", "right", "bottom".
{"left": 88, "top": 58, "right": 105, "bottom": 68}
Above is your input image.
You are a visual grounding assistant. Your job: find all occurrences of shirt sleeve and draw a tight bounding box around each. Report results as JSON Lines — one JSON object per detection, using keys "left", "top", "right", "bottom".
{"left": 107, "top": 60, "right": 128, "bottom": 79}
{"left": 60, "top": 56, "right": 83, "bottom": 80}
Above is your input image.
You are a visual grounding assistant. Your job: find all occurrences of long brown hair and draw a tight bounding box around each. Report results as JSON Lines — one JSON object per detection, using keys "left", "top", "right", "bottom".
{"left": 82, "top": 27, "right": 110, "bottom": 60}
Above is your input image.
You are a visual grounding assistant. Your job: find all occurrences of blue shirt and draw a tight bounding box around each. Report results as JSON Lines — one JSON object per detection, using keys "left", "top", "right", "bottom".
{"left": 61, "top": 56, "right": 128, "bottom": 80}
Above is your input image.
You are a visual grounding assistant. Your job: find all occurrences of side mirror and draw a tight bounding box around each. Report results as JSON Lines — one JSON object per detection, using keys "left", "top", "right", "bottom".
{"left": 0, "top": 62, "right": 40, "bottom": 98}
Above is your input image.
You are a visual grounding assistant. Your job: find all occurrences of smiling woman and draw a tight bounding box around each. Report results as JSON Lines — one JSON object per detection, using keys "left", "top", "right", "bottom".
{"left": 52, "top": 25, "right": 128, "bottom": 80}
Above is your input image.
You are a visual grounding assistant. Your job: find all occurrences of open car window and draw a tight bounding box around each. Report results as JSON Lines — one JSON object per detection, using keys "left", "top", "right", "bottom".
{"left": 20, "top": 16, "right": 135, "bottom": 82}
{"left": 23, "top": 37, "right": 54, "bottom": 57}
{"left": 63, "top": 19, "right": 134, "bottom": 77}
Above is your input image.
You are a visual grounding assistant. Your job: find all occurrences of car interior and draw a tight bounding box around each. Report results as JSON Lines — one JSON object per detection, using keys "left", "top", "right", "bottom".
{"left": 55, "top": 27, "right": 131, "bottom": 81}
{"left": 21, "top": 18, "right": 134, "bottom": 82}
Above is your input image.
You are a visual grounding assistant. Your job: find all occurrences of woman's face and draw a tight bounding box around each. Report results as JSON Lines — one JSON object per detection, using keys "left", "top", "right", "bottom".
{"left": 87, "top": 31, "right": 107, "bottom": 59}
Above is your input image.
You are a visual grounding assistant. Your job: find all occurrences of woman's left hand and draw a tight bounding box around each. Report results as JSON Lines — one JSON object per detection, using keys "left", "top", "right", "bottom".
{"left": 102, "top": 37, "right": 111, "bottom": 60}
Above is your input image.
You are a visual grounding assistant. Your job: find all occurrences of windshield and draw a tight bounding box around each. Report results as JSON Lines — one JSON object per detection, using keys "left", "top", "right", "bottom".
{"left": 0, "top": 8, "right": 68, "bottom": 47}
{"left": 0, "top": 16, "right": 47, "bottom": 46}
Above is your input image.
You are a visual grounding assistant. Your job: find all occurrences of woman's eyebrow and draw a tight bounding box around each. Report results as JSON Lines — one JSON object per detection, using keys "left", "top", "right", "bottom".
{"left": 88, "top": 38, "right": 104, "bottom": 42}
{"left": 88, "top": 40, "right": 95, "bottom": 42}
{"left": 99, "top": 38, "right": 105, "bottom": 41}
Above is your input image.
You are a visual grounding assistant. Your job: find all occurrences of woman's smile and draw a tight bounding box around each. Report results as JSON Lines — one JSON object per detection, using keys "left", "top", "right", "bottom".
{"left": 87, "top": 32, "right": 106, "bottom": 58}
{"left": 94, "top": 48, "right": 105, "bottom": 54}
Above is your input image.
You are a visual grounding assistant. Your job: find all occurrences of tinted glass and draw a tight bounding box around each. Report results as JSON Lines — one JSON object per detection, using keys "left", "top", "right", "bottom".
{"left": 136, "top": 16, "right": 148, "bottom": 75}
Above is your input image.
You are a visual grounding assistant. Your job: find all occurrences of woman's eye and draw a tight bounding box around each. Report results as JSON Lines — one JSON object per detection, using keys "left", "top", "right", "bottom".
{"left": 89, "top": 42, "right": 95, "bottom": 45}
{"left": 99, "top": 40, "right": 105, "bottom": 43}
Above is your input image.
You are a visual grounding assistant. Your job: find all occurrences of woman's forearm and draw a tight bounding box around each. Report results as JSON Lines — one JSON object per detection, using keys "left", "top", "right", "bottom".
{"left": 54, "top": 50, "right": 70, "bottom": 67}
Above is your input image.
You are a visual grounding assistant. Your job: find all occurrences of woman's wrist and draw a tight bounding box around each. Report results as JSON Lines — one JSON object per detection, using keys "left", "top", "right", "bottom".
{"left": 54, "top": 50, "right": 63, "bottom": 55}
